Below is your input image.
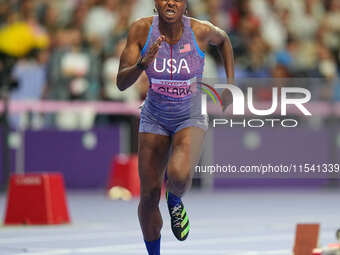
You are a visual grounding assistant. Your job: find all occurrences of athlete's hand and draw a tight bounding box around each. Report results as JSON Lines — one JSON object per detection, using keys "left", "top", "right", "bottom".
{"left": 221, "top": 88, "right": 233, "bottom": 112}
{"left": 141, "top": 35, "right": 165, "bottom": 68}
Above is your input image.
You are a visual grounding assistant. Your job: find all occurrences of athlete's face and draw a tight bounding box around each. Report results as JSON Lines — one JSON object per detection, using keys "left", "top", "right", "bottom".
{"left": 155, "top": 0, "right": 187, "bottom": 23}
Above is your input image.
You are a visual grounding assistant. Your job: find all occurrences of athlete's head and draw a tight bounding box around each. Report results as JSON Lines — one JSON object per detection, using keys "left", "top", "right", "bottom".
{"left": 154, "top": 0, "right": 187, "bottom": 23}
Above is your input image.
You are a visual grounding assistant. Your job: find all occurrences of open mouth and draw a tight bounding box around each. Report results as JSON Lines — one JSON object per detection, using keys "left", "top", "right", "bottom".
{"left": 165, "top": 9, "right": 176, "bottom": 17}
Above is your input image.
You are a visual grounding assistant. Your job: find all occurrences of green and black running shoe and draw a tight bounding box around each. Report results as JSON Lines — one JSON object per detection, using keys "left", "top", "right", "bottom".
{"left": 166, "top": 191, "right": 190, "bottom": 241}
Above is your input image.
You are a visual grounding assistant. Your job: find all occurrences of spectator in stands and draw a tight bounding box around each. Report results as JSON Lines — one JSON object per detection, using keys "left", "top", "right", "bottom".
{"left": 288, "top": 0, "right": 323, "bottom": 41}
{"left": 275, "top": 36, "right": 299, "bottom": 73}
{"left": 84, "top": 0, "right": 118, "bottom": 46}
{"left": 102, "top": 39, "right": 140, "bottom": 102}
{"left": 104, "top": 0, "right": 135, "bottom": 56}
{"left": 0, "top": 0, "right": 10, "bottom": 25}
{"left": 47, "top": 28, "right": 100, "bottom": 101}
{"left": 321, "top": 0, "right": 340, "bottom": 69}
{"left": 129, "top": 0, "right": 153, "bottom": 23}
{"left": 10, "top": 48, "right": 49, "bottom": 129}
{"left": 67, "top": 1, "right": 90, "bottom": 32}
{"left": 250, "top": 0, "right": 287, "bottom": 50}
{"left": 317, "top": 43, "right": 338, "bottom": 100}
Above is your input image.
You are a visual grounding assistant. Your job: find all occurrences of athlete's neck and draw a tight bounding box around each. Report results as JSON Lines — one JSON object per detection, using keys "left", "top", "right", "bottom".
{"left": 158, "top": 16, "right": 183, "bottom": 44}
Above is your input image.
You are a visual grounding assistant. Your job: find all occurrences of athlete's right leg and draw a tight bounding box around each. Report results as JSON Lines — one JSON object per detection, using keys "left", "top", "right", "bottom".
{"left": 138, "top": 132, "right": 171, "bottom": 248}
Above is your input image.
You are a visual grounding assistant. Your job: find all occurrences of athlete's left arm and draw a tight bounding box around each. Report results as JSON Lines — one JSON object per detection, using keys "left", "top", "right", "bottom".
{"left": 206, "top": 23, "right": 234, "bottom": 86}
{"left": 195, "top": 21, "right": 235, "bottom": 110}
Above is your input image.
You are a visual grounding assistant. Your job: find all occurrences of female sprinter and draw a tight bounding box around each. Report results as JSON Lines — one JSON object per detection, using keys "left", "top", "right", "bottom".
{"left": 117, "top": 0, "right": 234, "bottom": 254}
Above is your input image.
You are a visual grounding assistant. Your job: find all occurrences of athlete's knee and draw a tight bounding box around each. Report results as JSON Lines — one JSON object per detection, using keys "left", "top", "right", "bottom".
{"left": 140, "top": 185, "right": 162, "bottom": 208}
{"left": 167, "top": 166, "right": 191, "bottom": 187}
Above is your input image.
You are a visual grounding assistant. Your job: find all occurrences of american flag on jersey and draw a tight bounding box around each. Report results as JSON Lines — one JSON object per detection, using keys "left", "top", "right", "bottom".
{"left": 180, "top": 43, "right": 191, "bottom": 53}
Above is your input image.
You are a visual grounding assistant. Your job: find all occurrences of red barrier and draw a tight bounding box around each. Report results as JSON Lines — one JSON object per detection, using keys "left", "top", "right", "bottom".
{"left": 293, "top": 223, "right": 320, "bottom": 255}
{"left": 108, "top": 154, "right": 140, "bottom": 197}
{"left": 108, "top": 154, "right": 168, "bottom": 199}
{"left": 4, "top": 173, "right": 70, "bottom": 225}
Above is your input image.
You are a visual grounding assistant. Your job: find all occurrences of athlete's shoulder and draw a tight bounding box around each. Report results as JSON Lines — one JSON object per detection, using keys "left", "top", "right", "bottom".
{"left": 189, "top": 17, "right": 228, "bottom": 46}
{"left": 128, "top": 17, "right": 154, "bottom": 43}
{"left": 189, "top": 17, "right": 215, "bottom": 38}
{"left": 131, "top": 16, "right": 153, "bottom": 29}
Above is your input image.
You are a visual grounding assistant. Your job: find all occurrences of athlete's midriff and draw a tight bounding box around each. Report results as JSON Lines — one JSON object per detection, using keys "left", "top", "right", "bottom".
{"left": 151, "top": 78, "right": 198, "bottom": 99}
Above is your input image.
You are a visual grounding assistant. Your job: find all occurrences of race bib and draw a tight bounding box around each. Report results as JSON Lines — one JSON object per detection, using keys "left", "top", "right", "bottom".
{"left": 151, "top": 78, "right": 198, "bottom": 98}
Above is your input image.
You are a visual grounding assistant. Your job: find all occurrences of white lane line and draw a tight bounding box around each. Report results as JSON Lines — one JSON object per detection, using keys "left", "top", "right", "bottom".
{"left": 14, "top": 247, "right": 291, "bottom": 255}
{"left": 6, "top": 230, "right": 290, "bottom": 248}
{"left": 14, "top": 244, "right": 144, "bottom": 255}
{"left": 0, "top": 221, "right": 295, "bottom": 244}
{"left": 120, "top": 249, "right": 291, "bottom": 255}
{"left": 0, "top": 230, "right": 139, "bottom": 244}
{"left": 0, "top": 225, "right": 291, "bottom": 245}
{"left": 13, "top": 233, "right": 293, "bottom": 255}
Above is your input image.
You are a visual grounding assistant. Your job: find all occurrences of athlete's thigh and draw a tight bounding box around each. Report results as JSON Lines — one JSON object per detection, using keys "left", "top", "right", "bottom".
{"left": 168, "top": 127, "right": 206, "bottom": 175}
{"left": 138, "top": 132, "right": 171, "bottom": 192}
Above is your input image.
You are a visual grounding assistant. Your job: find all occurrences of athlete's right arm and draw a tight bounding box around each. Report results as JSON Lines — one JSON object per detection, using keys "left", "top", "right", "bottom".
{"left": 117, "top": 19, "right": 165, "bottom": 91}
{"left": 116, "top": 20, "right": 146, "bottom": 91}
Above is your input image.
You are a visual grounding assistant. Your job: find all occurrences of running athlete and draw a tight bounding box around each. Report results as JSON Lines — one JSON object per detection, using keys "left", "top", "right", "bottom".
{"left": 117, "top": 0, "right": 234, "bottom": 254}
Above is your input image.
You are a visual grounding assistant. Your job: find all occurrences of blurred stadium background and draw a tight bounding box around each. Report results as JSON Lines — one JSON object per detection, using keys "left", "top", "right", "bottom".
{"left": 0, "top": 0, "right": 340, "bottom": 254}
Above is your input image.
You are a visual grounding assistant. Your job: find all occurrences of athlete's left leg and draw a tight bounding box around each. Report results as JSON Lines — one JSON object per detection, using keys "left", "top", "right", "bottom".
{"left": 165, "top": 127, "right": 206, "bottom": 241}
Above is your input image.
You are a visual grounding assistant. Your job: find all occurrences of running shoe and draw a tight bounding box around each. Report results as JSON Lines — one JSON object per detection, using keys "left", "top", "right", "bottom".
{"left": 166, "top": 191, "right": 190, "bottom": 241}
